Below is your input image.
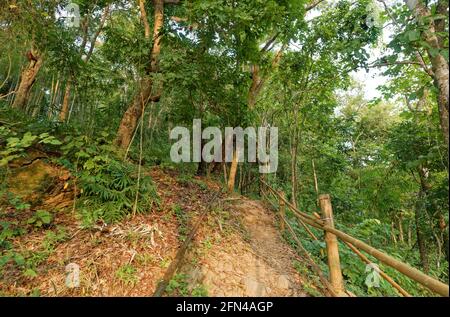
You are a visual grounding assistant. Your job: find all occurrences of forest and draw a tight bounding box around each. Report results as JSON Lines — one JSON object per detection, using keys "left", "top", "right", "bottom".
{"left": 0, "top": 0, "right": 448, "bottom": 297}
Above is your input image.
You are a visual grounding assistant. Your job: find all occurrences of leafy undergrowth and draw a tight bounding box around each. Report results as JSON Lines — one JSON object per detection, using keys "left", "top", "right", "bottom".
{"left": 0, "top": 111, "right": 214, "bottom": 296}
{"left": 279, "top": 208, "right": 447, "bottom": 297}
{"left": 0, "top": 163, "right": 218, "bottom": 296}
{"left": 1, "top": 107, "right": 159, "bottom": 224}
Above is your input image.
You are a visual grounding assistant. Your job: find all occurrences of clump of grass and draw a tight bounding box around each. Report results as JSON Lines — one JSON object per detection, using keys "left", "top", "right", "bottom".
{"left": 115, "top": 264, "right": 138, "bottom": 286}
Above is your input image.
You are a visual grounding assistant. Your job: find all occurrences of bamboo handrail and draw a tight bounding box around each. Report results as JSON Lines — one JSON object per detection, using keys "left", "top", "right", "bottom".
{"left": 263, "top": 184, "right": 319, "bottom": 241}
{"left": 309, "top": 212, "right": 411, "bottom": 297}
{"left": 282, "top": 215, "right": 338, "bottom": 297}
{"left": 343, "top": 241, "right": 411, "bottom": 297}
{"left": 260, "top": 180, "right": 450, "bottom": 297}
{"left": 262, "top": 181, "right": 323, "bottom": 224}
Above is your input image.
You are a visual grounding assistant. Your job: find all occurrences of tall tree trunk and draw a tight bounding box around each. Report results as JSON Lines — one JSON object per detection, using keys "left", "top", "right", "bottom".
{"left": 391, "top": 221, "right": 398, "bottom": 245}
{"left": 415, "top": 195, "right": 429, "bottom": 273}
{"left": 398, "top": 213, "right": 404, "bottom": 244}
{"left": 226, "top": 43, "right": 285, "bottom": 189}
{"left": 439, "top": 214, "right": 449, "bottom": 263}
{"left": 248, "top": 65, "right": 262, "bottom": 108}
{"left": 139, "top": 0, "right": 151, "bottom": 39}
{"left": 238, "top": 163, "right": 243, "bottom": 193}
{"left": 228, "top": 148, "right": 239, "bottom": 192}
{"left": 407, "top": 220, "right": 413, "bottom": 248}
{"left": 405, "top": 0, "right": 449, "bottom": 148}
{"left": 197, "top": 139, "right": 208, "bottom": 176}
{"left": 115, "top": 0, "right": 164, "bottom": 149}
{"left": 197, "top": 160, "right": 209, "bottom": 176}
{"left": 290, "top": 141, "right": 298, "bottom": 208}
{"left": 59, "top": 79, "right": 72, "bottom": 122}
{"left": 444, "top": 228, "right": 449, "bottom": 263}
{"left": 437, "top": 95, "right": 449, "bottom": 148}
{"left": 12, "top": 51, "right": 43, "bottom": 110}
{"left": 58, "top": 6, "right": 109, "bottom": 122}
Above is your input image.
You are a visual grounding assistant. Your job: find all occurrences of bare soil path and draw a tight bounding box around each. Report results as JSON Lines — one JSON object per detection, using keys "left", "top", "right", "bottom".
{"left": 183, "top": 196, "right": 309, "bottom": 297}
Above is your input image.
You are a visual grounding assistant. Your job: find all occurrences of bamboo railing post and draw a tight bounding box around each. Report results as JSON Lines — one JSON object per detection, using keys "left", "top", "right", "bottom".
{"left": 260, "top": 179, "right": 449, "bottom": 296}
{"left": 319, "top": 194, "right": 346, "bottom": 296}
{"left": 279, "top": 191, "right": 286, "bottom": 231}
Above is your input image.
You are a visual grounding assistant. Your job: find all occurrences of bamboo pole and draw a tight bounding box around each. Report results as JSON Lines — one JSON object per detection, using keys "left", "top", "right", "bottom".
{"left": 319, "top": 194, "right": 346, "bottom": 296}
{"left": 260, "top": 180, "right": 449, "bottom": 297}
{"left": 263, "top": 182, "right": 319, "bottom": 241}
{"left": 303, "top": 212, "right": 449, "bottom": 296}
{"left": 261, "top": 179, "right": 321, "bottom": 224}
{"left": 282, "top": 215, "right": 338, "bottom": 297}
{"left": 343, "top": 241, "right": 411, "bottom": 297}
{"left": 323, "top": 224, "right": 449, "bottom": 296}
{"left": 302, "top": 209, "right": 449, "bottom": 297}
{"left": 279, "top": 191, "right": 286, "bottom": 232}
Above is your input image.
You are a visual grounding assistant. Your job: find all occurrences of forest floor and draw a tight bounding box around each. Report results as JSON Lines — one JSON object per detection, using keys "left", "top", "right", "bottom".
{"left": 0, "top": 158, "right": 321, "bottom": 297}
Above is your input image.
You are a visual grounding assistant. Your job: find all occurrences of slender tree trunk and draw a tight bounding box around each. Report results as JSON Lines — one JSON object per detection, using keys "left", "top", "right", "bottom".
{"left": 223, "top": 161, "right": 228, "bottom": 185}
{"left": 116, "top": 0, "right": 164, "bottom": 149}
{"left": 86, "top": 6, "right": 110, "bottom": 62}
{"left": 139, "top": 0, "right": 151, "bottom": 39}
{"left": 248, "top": 65, "right": 261, "bottom": 108}
{"left": 13, "top": 52, "right": 43, "bottom": 110}
{"left": 416, "top": 166, "right": 431, "bottom": 273}
{"left": 197, "top": 138, "right": 208, "bottom": 176}
{"left": 407, "top": 220, "right": 413, "bottom": 248}
{"left": 228, "top": 148, "right": 239, "bottom": 192}
{"left": 437, "top": 99, "right": 449, "bottom": 148}
{"left": 58, "top": 6, "right": 109, "bottom": 122}
{"left": 415, "top": 196, "right": 429, "bottom": 273}
{"left": 398, "top": 213, "right": 404, "bottom": 244}
{"left": 290, "top": 141, "right": 298, "bottom": 208}
{"left": 444, "top": 229, "right": 449, "bottom": 263}
{"left": 312, "top": 159, "right": 319, "bottom": 194}
{"left": 238, "top": 163, "right": 243, "bottom": 193}
{"left": 224, "top": 42, "right": 285, "bottom": 191}
{"left": 405, "top": 0, "right": 449, "bottom": 148}
{"left": 59, "top": 79, "right": 72, "bottom": 122}
{"left": 290, "top": 111, "right": 302, "bottom": 208}
{"left": 439, "top": 214, "right": 449, "bottom": 263}
{"left": 391, "top": 221, "right": 398, "bottom": 245}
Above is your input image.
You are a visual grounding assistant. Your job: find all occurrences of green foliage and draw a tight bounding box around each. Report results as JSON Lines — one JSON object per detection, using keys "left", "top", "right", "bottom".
{"left": 0, "top": 227, "right": 68, "bottom": 279}
{"left": 0, "top": 0, "right": 448, "bottom": 298}
{"left": 60, "top": 130, "right": 159, "bottom": 225}
{"left": 166, "top": 273, "right": 208, "bottom": 297}
{"left": 0, "top": 220, "right": 25, "bottom": 250}
{"left": 27, "top": 210, "right": 53, "bottom": 228}
{"left": 0, "top": 126, "right": 61, "bottom": 166}
{"left": 1, "top": 110, "right": 160, "bottom": 226}
{"left": 166, "top": 273, "right": 190, "bottom": 296}
{"left": 173, "top": 204, "right": 190, "bottom": 242}
{"left": 115, "top": 264, "right": 138, "bottom": 286}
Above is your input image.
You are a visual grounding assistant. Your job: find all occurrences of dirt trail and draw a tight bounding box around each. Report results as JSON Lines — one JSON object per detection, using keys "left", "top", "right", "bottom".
{"left": 1, "top": 163, "right": 314, "bottom": 297}
{"left": 184, "top": 196, "right": 308, "bottom": 297}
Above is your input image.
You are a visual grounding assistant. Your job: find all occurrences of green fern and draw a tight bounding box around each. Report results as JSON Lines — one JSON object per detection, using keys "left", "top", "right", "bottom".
{"left": 63, "top": 133, "right": 159, "bottom": 225}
